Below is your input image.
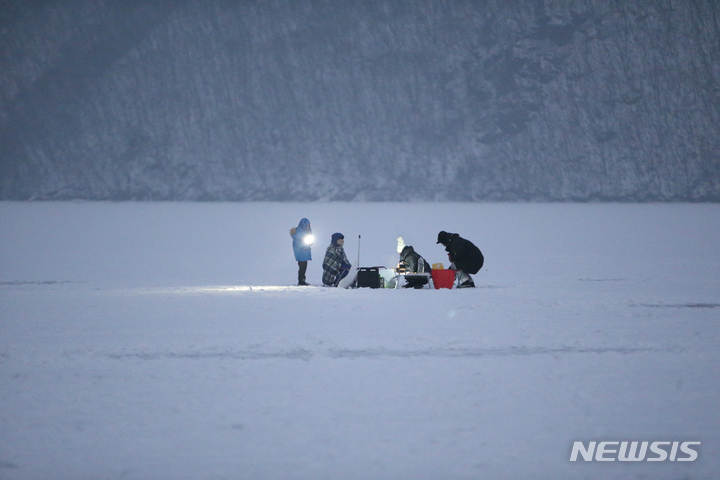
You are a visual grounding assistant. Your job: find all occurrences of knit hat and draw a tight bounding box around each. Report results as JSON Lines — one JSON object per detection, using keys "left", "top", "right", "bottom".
{"left": 397, "top": 236, "right": 406, "bottom": 253}
{"left": 437, "top": 231, "right": 449, "bottom": 244}
{"left": 331, "top": 233, "right": 344, "bottom": 246}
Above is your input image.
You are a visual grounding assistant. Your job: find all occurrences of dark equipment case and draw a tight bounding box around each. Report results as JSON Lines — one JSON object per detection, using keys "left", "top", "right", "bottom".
{"left": 355, "top": 267, "right": 382, "bottom": 288}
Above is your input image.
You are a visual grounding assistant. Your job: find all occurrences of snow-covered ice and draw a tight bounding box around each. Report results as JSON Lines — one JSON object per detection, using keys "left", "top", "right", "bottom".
{"left": 1, "top": 202, "right": 718, "bottom": 479}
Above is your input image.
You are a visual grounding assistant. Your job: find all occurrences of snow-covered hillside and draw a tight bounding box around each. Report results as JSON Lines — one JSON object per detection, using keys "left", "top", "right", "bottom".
{"left": 0, "top": 202, "right": 718, "bottom": 479}
{"left": 2, "top": 1, "right": 719, "bottom": 201}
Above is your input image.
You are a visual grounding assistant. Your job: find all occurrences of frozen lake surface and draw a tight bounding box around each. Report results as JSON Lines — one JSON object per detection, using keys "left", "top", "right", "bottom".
{"left": 1, "top": 202, "right": 718, "bottom": 479}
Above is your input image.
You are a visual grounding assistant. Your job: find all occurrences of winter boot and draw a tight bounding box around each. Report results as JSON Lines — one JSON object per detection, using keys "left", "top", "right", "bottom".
{"left": 453, "top": 267, "right": 474, "bottom": 288}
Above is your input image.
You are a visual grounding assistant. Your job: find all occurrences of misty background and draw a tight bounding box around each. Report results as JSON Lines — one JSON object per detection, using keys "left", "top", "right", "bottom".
{"left": 1, "top": 0, "right": 718, "bottom": 202}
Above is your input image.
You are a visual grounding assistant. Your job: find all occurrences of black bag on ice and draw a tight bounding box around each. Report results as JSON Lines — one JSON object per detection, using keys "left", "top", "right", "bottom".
{"left": 356, "top": 267, "right": 382, "bottom": 288}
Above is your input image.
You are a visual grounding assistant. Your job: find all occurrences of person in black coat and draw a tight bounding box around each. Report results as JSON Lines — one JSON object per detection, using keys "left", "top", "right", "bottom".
{"left": 436, "top": 231, "right": 484, "bottom": 288}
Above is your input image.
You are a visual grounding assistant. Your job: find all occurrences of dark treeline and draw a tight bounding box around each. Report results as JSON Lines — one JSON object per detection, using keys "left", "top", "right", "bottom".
{"left": 1, "top": 0, "right": 718, "bottom": 201}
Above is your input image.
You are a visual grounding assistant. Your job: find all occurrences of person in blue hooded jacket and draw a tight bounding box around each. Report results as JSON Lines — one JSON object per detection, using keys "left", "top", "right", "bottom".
{"left": 290, "top": 218, "right": 313, "bottom": 286}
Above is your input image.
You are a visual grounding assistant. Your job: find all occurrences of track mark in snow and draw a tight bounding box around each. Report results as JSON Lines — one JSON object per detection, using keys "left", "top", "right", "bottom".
{"left": 638, "top": 303, "right": 720, "bottom": 309}
{"left": 104, "top": 349, "right": 313, "bottom": 361}
{"left": 102, "top": 345, "right": 677, "bottom": 362}
{"left": 326, "top": 345, "right": 677, "bottom": 359}
{"left": 578, "top": 278, "right": 627, "bottom": 282}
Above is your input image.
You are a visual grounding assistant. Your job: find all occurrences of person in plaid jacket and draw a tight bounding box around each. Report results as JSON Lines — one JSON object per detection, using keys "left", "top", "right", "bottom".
{"left": 322, "top": 233, "right": 352, "bottom": 286}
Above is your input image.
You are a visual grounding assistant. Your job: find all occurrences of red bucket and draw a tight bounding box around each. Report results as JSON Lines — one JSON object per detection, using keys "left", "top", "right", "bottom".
{"left": 431, "top": 269, "right": 456, "bottom": 289}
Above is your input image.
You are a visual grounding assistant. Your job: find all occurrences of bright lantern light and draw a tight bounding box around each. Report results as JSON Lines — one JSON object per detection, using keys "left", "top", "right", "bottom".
{"left": 303, "top": 234, "right": 314, "bottom": 246}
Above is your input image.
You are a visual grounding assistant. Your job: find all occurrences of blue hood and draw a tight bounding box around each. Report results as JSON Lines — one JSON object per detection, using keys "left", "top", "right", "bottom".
{"left": 297, "top": 218, "right": 310, "bottom": 232}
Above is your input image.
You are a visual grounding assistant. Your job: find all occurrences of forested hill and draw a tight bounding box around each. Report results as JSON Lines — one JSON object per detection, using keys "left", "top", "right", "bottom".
{"left": 1, "top": 0, "right": 718, "bottom": 201}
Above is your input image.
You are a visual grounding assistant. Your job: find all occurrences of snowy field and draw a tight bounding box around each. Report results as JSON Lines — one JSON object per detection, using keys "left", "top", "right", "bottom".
{"left": 1, "top": 201, "right": 718, "bottom": 480}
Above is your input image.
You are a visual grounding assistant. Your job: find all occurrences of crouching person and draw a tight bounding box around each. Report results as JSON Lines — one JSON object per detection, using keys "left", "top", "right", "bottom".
{"left": 322, "top": 233, "right": 352, "bottom": 287}
{"left": 397, "top": 236, "right": 432, "bottom": 288}
{"left": 436, "top": 231, "right": 484, "bottom": 288}
{"left": 396, "top": 236, "right": 432, "bottom": 274}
